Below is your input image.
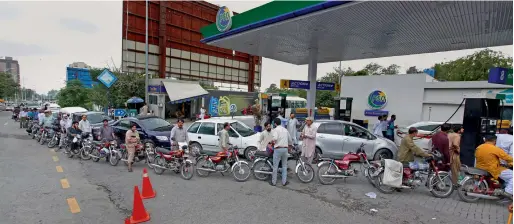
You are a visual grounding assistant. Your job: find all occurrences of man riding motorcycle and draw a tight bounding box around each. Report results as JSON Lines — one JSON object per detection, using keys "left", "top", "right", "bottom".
{"left": 398, "top": 127, "right": 432, "bottom": 163}
{"left": 67, "top": 121, "right": 82, "bottom": 153}
{"left": 475, "top": 135, "right": 513, "bottom": 198}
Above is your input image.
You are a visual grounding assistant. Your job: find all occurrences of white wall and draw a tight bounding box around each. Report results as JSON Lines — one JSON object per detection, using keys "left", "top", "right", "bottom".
{"left": 421, "top": 104, "right": 465, "bottom": 123}
{"left": 341, "top": 74, "right": 426, "bottom": 127}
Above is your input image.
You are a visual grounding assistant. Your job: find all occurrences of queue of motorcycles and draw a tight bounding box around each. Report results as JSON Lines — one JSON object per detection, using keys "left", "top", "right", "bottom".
{"left": 21, "top": 116, "right": 511, "bottom": 204}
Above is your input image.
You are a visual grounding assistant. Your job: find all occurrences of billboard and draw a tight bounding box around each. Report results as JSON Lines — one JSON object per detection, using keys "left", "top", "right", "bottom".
{"left": 206, "top": 91, "right": 257, "bottom": 116}
{"left": 66, "top": 67, "right": 98, "bottom": 89}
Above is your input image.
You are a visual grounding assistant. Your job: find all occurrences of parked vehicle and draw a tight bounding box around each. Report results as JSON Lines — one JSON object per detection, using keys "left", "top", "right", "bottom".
{"left": 317, "top": 143, "right": 379, "bottom": 185}
{"left": 187, "top": 119, "right": 260, "bottom": 159}
{"left": 111, "top": 115, "right": 173, "bottom": 151}
{"left": 38, "top": 127, "right": 51, "bottom": 145}
{"left": 46, "top": 124, "right": 62, "bottom": 149}
{"left": 252, "top": 144, "right": 315, "bottom": 183}
{"left": 152, "top": 142, "right": 194, "bottom": 180}
{"left": 374, "top": 151, "right": 454, "bottom": 198}
{"left": 90, "top": 140, "right": 116, "bottom": 163}
{"left": 395, "top": 121, "right": 462, "bottom": 150}
{"left": 71, "top": 111, "right": 114, "bottom": 140}
{"left": 113, "top": 143, "right": 152, "bottom": 167}
{"left": 65, "top": 132, "right": 92, "bottom": 159}
{"left": 195, "top": 145, "right": 251, "bottom": 182}
{"left": 457, "top": 165, "right": 512, "bottom": 203}
{"left": 298, "top": 120, "right": 398, "bottom": 164}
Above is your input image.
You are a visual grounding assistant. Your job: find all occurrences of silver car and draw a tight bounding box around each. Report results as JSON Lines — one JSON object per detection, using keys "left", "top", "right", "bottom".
{"left": 298, "top": 120, "right": 398, "bottom": 162}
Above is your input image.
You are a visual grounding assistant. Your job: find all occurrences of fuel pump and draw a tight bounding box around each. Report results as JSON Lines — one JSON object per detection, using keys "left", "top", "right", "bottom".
{"left": 334, "top": 97, "right": 353, "bottom": 121}
{"left": 265, "top": 93, "right": 287, "bottom": 124}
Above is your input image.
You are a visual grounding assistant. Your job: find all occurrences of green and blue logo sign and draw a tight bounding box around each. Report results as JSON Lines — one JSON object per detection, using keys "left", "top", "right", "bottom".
{"left": 367, "top": 90, "right": 387, "bottom": 109}
{"left": 216, "top": 6, "right": 233, "bottom": 32}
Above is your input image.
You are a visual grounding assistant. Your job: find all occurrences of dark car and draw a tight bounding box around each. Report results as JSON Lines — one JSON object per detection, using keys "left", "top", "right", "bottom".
{"left": 111, "top": 115, "right": 173, "bottom": 148}
{"left": 71, "top": 111, "right": 115, "bottom": 140}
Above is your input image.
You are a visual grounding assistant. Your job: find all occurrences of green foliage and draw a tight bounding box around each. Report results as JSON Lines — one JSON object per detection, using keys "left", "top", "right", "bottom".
{"left": 0, "top": 72, "right": 19, "bottom": 99}
{"left": 434, "top": 49, "right": 512, "bottom": 81}
{"left": 406, "top": 66, "right": 422, "bottom": 74}
{"left": 200, "top": 82, "right": 219, "bottom": 90}
{"left": 56, "top": 80, "right": 91, "bottom": 108}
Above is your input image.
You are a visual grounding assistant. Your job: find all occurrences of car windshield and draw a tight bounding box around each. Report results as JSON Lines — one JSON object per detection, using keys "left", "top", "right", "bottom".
{"left": 230, "top": 121, "right": 255, "bottom": 137}
{"left": 140, "top": 117, "right": 172, "bottom": 131}
{"left": 87, "top": 113, "right": 112, "bottom": 124}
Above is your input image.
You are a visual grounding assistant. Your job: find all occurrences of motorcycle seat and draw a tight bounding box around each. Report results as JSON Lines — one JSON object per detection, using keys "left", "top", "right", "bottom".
{"left": 463, "top": 167, "right": 491, "bottom": 177}
{"left": 254, "top": 151, "right": 272, "bottom": 158}
{"left": 156, "top": 147, "right": 171, "bottom": 154}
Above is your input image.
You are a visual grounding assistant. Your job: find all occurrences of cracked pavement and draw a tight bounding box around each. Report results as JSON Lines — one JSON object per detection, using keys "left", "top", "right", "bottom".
{"left": 0, "top": 111, "right": 508, "bottom": 224}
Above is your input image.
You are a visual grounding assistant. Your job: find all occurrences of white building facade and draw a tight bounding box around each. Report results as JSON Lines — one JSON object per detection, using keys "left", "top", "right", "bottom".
{"left": 340, "top": 74, "right": 509, "bottom": 127}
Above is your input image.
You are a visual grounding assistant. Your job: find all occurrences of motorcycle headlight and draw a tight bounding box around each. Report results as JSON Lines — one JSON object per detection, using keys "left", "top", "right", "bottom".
{"left": 155, "top": 136, "right": 168, "bottom": 141}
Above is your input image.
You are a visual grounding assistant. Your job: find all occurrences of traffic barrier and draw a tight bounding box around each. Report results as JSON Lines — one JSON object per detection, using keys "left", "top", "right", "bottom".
{"left": 141, "top": 168, "right": 156, "bottom": 199}
{"left": 126, "top": 186, "right": 150, "bottom": 224}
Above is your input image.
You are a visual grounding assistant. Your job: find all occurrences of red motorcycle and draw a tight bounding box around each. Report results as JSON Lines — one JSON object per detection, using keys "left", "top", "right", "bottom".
{"left": 195, "top": 145, "right": 251, "bottom": 182}
{"left": 457, "top": 165, "right": 512, "bottom": 202}
{"left": 374, "top": 151, "right": 454, "bottom": 198}
{"left": 152, "top": 143, "right": 194, "bottom": 180}
{"left": 316, "top": 143, "right": 379, "bottom": 185}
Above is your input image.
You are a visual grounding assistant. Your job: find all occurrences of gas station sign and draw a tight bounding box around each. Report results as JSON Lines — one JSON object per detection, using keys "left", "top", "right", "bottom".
{"left": 280, "top": 79, "right": 340, "bottom": 91}
{"left": 488, "top": 67, "right": 513, "bottom": 85}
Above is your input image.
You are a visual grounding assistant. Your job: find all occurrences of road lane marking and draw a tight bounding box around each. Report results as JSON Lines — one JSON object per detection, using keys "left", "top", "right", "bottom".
{"left": 60, "top": 179, "right": 70, "bottom": 189}
{"left": 67, "top": 198, "right": 81, "bottom": 214}
{"left": 3, "top": 122, "right": 7, "bottom": 126}
{"left": 52, "top": 156, "right": 59, "bottom": 162}
{"left": 50, "top": 149, "right": 56, "bottom": 153}
{"left": 56, "top": 166, "right": 63, "bottom": 173}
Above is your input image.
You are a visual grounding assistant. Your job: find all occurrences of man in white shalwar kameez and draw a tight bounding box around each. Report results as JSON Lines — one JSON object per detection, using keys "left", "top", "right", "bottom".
{"left": 372, "top": 115, "right": 384, "bottom": 137}
{"left": 300, "top": 117, "right": 317, "bottom": 164}
{"left": 287, "top": 113, "right": 299, "bottom": 145}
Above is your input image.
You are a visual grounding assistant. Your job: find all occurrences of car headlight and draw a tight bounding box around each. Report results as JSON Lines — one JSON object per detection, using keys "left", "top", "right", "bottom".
{"left": 155, "top": 136, "right": 168, "bottom": 141}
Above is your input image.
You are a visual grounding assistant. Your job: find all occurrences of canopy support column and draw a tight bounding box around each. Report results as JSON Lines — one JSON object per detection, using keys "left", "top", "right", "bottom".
{"left": 306, "top": 48, "right": 318, "bottom": 118}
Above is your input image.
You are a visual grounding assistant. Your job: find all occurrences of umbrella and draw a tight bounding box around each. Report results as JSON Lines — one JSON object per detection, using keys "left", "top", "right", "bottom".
{"left": 126, "top": 97, "right": 144, "bottom": 104}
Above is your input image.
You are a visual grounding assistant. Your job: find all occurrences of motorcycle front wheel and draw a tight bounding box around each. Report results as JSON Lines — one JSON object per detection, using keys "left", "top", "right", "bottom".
{"left": 428, "top": 171, "right": 454, "bottom": 198}
{"left": 91, "top": 149, "right": 100, "bottom": 162}
{"left": 39, "top": 133, "right": 46, "bottom": 145}
{"left": 109, "top": 150, "right": 120, "bottom": 166}
{"left": 180, "top": 161, "right": 194, "bottom": 180}
{"left": 195, "top": 159, "right": 211, "bottom": 177}
{"left": 296, "top": 163, "right": 315, "bottom": 183}
{"left": 153, "top": 157, "right": 165, "bottom": 175}
{"left": 65, "top": 145, "right": 74, "bottom": 158}
{"left": 232, "top": 163, "right": 251, "bottom": 182}
{"left": 80, "top": 147, "right": 92, "bottom": 160}
{"left": 47, "top": 136, "right": 57, "bottom": 148}
{"left": 457, "top": 178, "right": 486, "bottom": 203}
{"left": 252, "top": 160, "right": 271, "bottom": 181}
{"left": 364, "top": 165, "right": 379, "bottom": 187}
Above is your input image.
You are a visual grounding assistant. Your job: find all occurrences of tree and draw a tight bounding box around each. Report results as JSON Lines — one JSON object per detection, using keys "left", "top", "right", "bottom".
{"left": 364, "top": 63, "right": 383, "bottom": 75}
{"left": 381, "top": 64, "right": 400, "bottom": 75}
{"left": 0, "top": 72, "right": 19, "bottom": 99}
{"left": 56, "top": 80, "right": 91, "bottom": 109}
{"left": 406, "top": 66, "right": 422, "bottom": 74}
{"left": 434, "top": 49, "right": 513, "bottom": 81}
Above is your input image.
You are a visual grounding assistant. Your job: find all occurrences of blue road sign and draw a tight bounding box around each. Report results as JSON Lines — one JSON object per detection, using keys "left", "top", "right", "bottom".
{"left": 114, "top": 109, "right": 127, "bottom": 117}
{"left": 316, "top": 82, "right": 336, "bottom": 90}
{"left": 97, "top": 69, "right": 118, "bottom": 88}
{"left": 289, "top": 80, "right": 311, "bottom": 89}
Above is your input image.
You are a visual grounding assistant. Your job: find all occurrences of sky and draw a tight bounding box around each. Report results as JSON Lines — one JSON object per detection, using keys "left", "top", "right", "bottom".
{"left": 0, "top": 1, "right": 512, "bottom": 94}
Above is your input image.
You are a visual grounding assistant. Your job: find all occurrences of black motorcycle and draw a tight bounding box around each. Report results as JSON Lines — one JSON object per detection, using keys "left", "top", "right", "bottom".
{"left": 47, "top": 124, "right": 62, "bottom": 149}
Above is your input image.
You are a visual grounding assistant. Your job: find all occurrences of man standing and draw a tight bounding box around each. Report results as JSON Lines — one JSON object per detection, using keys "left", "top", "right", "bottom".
{"left": 78, "top": 114, "right": 92, "bottom": 133}
{"left": 496, "top": 127, "right": 513, "bottom": 157}
{"left": 59, "top": 114, "right": 69, "bottom": 149}
{"left": 219, "top": 122, "right": 231, "bottom": 153}
{"left": 100, "top": 119, "right": 116, "bottom": 142}
{"left": 270, "top": 118, "right": 293, "bottom": 186}
{"left": 398, "top": 127, "right": 432, "bottom": 163}
{"left": 372, "top": 115, "right": 384, "bottom": 137}
{"left": 381, "top": 115, "right": 388, "bottom": 137}
{"left": 170, "top": 119, "right": 189, "bottom": 150}
{"left": 448, "top": 126, "right": 463, "bottom": 184}
{"left": 258, "top": 122, "right": 274, "bottom": 154}
{"left": 287, "top": 113, "right": 299, "bottom": 145}
{"left": 386, "top": 114, "right": 397, "bottom": 141}
{"left": 475, "top": 135, "right": 513, "bottom": 198}
{"left": 125, "top": 124, "right": 140, "bottom": 172}
{"left": 37, "top": 109, "right": 45, "bottom": 123}
{"left": 140, "top": 103, "right": 148, "bottom": 115}
{"left": 300, "top": 117, "right": 318, "bottom": 164}
{"left": 19, "top": 108, "right": 28, "bottom": 129}
{"left": 432, "top": 123, "right": 451, "bottom": 165}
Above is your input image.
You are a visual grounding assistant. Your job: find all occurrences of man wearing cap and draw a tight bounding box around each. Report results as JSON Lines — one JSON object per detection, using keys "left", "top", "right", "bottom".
{"left": 300, "top": 117, "right": 318, "bottom": 164}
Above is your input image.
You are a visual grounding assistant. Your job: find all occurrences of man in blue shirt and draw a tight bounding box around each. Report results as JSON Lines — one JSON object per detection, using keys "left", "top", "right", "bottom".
{"left": 386, "top": 114, "right": 397, "bottom": 142}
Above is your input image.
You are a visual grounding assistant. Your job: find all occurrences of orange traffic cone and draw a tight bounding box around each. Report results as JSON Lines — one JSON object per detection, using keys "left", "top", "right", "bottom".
{"left": 127, "top": 186, "right": 150, "bottom": 224}
{"left": 141, "top": 168, "right": 156, "bottom": 199}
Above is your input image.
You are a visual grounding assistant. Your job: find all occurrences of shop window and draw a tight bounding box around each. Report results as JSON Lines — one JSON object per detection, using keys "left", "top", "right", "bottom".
{"left": 149, "top": 95, "right": 158, "bottom": 104}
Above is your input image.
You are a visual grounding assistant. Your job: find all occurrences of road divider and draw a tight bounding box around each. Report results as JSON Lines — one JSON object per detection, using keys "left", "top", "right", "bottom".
{"left": 66, "top": 197, "right": 81, "bottom": 214}
{"left": 60, "top": 179, "right": 70, "bottom": 189}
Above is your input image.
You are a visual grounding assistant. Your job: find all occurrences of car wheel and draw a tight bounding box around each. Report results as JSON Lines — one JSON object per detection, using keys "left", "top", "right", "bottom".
{"left": 312, "top": 147, "right": 322, "bottom": 164}
{"left": 244, "top": 146, "right": 257, "bottom": 161}
{"left": 373, "top": 148, "right": 393, "bottom": 160}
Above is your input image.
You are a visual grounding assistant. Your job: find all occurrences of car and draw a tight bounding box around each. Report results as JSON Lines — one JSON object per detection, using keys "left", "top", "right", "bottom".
{"left": 71, "top": 111, "right": 115, "bottom": 140}
{"left": 0, "top": 103, "right": 6, "bottom": 111}
{"left": 111, "top": 115, "right": 174, "bottom": 148}
{"left": 298, "top": 120, "right": 398, "bottom": 163}
{"left": 187, "top": 119, "right": 260, "bottom": 159}
{"left": 6, "top": 104, "right": 14, "bottom": 111}
{"left": 395, "top": 121, "right": 462, "bottom": 150}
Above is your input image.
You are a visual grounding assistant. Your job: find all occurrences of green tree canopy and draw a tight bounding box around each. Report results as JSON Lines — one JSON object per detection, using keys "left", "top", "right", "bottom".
{"left": 56, "top": 80, "right": 91, "bottom": 109}
{"left": 0, "top": 72, "right": 19, "bottom": 99}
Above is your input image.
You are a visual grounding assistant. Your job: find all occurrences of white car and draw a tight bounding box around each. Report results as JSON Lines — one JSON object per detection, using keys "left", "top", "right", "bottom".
{"left": 396, "top": 121, "right": 461, "bottom": 150}
{"left": 187, "top": 119, "right": 260, "bottom": 159}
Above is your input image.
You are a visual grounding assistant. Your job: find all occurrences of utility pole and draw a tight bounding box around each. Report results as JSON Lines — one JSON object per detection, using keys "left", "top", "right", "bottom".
{"left": 144, "top": 0, "right": 149, "bottom": 104}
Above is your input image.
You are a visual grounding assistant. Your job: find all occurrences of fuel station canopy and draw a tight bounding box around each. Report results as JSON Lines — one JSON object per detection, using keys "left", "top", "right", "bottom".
{"left": 201, "top": 1, "right": 513, "bottom": 65}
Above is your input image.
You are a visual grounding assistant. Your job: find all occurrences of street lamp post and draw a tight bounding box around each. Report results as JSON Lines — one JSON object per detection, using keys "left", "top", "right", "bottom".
{"left": 144, "top": 0, "right": 149, "bottom": 104}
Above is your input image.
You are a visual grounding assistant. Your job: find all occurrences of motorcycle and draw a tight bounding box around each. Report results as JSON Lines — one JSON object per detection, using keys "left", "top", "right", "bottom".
{"left": 64, "top": 133, "right": 88, "bottom": 158}
{"left": 46, "top": 125, "right": 61, "bottom": 149}
{"left": 316, "top": 143, "right": 379, "bottom": 185}
{"left": 252, "top": 144, "right": 315, "bottom": 183}
{"left": 38, "top": 127, "right": 51, "bottom": 145}
{"left": 30, "top": 122, "right": 40, "bottom": 139}
{"left": 79, "top": 133, "right": 94, "bottom": 160}
{"left": 152, "top": 143, "right": 195, "bottom": 180}
{"left": 195, "top": 145, "right": 251, "bottom": 182}
{"left": 111, "top": 142, "right": 149, "bottom": 166}
{"left": 457, "top": 165, "right": 512, "bottom": 203}
{"left": 90, "top": 140, "right": 117, "bottom": 163}
{"left": 374, "top": 151, "right": 454, "bottom": 198}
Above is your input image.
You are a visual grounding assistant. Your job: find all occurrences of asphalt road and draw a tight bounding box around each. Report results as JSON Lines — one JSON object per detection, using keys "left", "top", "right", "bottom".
{"left": 0, "top": 111, "right": 507, "bottom": 224}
